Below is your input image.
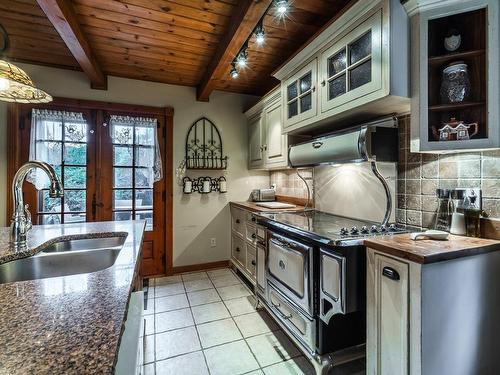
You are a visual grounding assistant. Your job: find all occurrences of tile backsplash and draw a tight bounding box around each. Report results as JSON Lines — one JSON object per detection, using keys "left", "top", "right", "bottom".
{"left": 397, "top": 115, "right": 500, "bottom": 229}
{"left": 269, "top": 169, "right": 313, "bottom": 200}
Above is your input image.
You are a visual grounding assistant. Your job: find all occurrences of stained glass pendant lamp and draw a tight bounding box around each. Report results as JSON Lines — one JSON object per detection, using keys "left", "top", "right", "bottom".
{"left": 0, "top": 25, "right": 52, "bottom": 103}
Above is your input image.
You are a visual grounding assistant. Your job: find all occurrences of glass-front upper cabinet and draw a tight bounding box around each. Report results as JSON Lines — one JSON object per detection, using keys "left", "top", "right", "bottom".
{"left": 282, "top": 59, "right": 317, "bottom": 128}
{"left": 320, "top": 10, "right": 383, "bottom": 113}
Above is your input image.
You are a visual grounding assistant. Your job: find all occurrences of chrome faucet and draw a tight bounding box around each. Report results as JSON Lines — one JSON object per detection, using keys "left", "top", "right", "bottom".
{"left": 10, "top": 161, "right": 64, "bottom": 251}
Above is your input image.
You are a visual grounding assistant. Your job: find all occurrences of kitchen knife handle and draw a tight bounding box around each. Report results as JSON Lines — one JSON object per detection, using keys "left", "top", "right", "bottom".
{"left": 382, "top": 267, "right": 400, "bottom": 281}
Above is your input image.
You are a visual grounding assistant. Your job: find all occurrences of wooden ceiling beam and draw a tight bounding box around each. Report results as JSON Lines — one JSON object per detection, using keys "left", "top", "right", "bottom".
{"left": 36, "top": 0, "right": 107, "bottom": 89}
{"left": 196, "top": 0, "right": 272, "bottom": 101}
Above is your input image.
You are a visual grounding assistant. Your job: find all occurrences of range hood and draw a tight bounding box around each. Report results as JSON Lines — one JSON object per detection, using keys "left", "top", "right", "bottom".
{"left": 288, "top": 116, "right": 399, "bottom": 226}
{"left": 288, "top": 117, "right": 398, "bottom": 168}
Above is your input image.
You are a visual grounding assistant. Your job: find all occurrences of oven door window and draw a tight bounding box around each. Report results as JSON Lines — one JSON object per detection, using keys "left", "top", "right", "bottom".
{"left": 268, "top": 238, "right": 306, "bottom": 297}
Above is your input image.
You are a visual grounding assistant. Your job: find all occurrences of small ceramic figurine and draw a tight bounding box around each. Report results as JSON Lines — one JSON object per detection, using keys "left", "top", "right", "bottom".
{"left": 444, "top": 28, "right": 461, "bottom": 52}
{"left": 438, "top": 117, "right": 478, "bottom": 141}
{"left": 440, "top": 61, "right": 471, "bottom": 103}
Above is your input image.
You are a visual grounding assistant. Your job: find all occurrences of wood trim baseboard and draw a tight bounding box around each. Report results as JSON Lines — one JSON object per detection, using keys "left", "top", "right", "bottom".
{"left": 172, "top": 260, "right": 230, "bottom": 275}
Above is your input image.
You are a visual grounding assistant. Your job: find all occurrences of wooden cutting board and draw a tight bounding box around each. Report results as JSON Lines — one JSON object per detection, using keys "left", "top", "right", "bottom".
{"left": 255, "top": 202, "right": 296, "bottom": 209}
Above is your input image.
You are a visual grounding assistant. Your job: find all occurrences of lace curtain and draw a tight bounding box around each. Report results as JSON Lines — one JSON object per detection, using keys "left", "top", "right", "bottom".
{"left": 109, "top": 115, "right": 163, "bottom": 188}
{"left": 28, "top": 109, "right": 87, "bottom": 190}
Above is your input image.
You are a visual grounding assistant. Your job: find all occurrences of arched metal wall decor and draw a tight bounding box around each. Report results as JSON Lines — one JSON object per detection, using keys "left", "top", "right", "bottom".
{"left": 185, "top": 117, "right": 227, "bottom": 169}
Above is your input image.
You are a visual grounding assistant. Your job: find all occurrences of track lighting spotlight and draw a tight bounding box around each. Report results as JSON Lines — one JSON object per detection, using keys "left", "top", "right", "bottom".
{"left": 230, "top": 63, "right": 238, "bottom": 79}
{"left": 254, "top": 22, "right": 265, "bottom": 45}
{"left": 275, "top": 0, "right": 288, "bottom": 15}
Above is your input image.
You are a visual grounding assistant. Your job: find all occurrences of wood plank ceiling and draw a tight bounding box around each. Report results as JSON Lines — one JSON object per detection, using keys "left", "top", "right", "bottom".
{"left": 0, "top": 0, "right": 350, "bottom": 99}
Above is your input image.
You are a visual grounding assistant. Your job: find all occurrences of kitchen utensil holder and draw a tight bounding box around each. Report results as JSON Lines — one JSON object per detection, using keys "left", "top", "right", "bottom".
{"left": 182, "top": 176, "right": 227, "bottom": 194}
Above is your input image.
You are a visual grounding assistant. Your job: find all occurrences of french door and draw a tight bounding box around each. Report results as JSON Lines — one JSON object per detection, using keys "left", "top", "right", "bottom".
{"left": 10, "top": 101, "right": 170, "bottom": 276}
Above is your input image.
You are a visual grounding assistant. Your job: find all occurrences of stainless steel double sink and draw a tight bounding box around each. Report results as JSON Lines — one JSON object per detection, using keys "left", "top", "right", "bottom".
{"left": 0, "top": 235, "right": 127, "bottom": 284}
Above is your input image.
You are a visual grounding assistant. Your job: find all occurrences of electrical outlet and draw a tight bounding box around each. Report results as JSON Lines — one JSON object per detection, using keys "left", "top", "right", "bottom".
{"left": 210, "top": 238, "right": 216, "bottom": 247}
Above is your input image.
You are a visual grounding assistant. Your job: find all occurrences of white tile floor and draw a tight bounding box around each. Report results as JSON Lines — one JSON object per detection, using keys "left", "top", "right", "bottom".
{"left": 142, "top": 268, "right": 315, "bottom": 375}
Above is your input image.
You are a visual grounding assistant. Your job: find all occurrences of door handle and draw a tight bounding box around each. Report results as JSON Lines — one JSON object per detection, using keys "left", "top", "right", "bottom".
{"left": 312, "top": 141, "right": 323, "bottom": 149}
{"left": 382, "top": 267, "right": 400, "bottom": 281}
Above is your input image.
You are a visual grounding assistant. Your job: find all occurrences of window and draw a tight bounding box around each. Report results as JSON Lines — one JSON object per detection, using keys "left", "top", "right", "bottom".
{"left": 29, "top": 109, "right": 88, "bottom": 224}
{"left": 109, "top": 115, "right": 162, "bottom": 231}
{"left": 287, "top": 71, "right": 314, "bottom": 119}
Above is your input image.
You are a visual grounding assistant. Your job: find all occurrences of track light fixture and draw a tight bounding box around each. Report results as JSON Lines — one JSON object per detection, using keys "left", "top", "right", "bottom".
{"left": 275, "top": 0, "right": 289, "bottom": 15}
{"left": 230, "top": 62, "right": 239, "bottom": 79}
{"left": 236, "top": 43, "right": 248, "bottom": 68}
{"left": 254, "top": 21, "right": 265, "bottom": 45}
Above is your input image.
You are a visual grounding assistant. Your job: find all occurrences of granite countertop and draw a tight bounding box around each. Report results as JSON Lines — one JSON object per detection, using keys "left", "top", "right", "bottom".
{"left": 230, "top": 201, "right": 306, "bottom": 212}
{"left": 365, "top": 233, "right": 500, "bottom": 264}
{"left": 0, "top": 220, "right": 146, "bottom": 374}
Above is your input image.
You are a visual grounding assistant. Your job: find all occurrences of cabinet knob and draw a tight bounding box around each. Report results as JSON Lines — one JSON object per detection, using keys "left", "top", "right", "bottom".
{"left": 312, "top": 86, "right": 316, "bottom": 92}
{"left": 235, "top": 219, "right": 240, "bottom": 224}
{"left": 321, "top": 80, "right": 326, "bottom": 87}
{"left": 236, "top": 247, "right": 240, "bottom": 252}
{"left": 251, "top": 260, "right": 256, "bottom": 266}
{"left": 251, "top": 217, "right": 256, "bottom": 222}
{"left": 252, "top": 233, "right": 256, "bottom": 239}
{"left": 382, "top": 267, "right": 400, "bottom": 281}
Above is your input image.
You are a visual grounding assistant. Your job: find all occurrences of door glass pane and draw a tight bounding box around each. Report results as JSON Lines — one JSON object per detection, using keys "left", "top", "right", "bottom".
{"left": 113, "top": 189, "right": 133, "bottom": 210}
{"left": 349, "top": 60, "right": 372, "bottom": 90}
{"left": 135, "top": 126, "right": 155, "bottom": 146}
{"left": 135, "top": 168, "right": 151, "bottom": 188}
{"left": 287, "top": 82, "right": 298, "bottom": 101}
{"left": 113, "top": 211, "right": 133, "bottom": 221}
{"left": 64, "top": 143, "right": 86, "bottom": 165}
{"left": 329, "top": 74, "right": 346, "bottom": 100}
{"left": 288, "top": 100, "right": 298, "bottom": 118}
{"left": 135, "top": 146, "right": 154, "bottom": 167}
{"left": 111, "top": 125, "right": 133, "bottom": 144}
{"left": 136, "top": 211, "right": 153, "bottom": 230}
{"left": 328, "top": 49, "right": 346, "bottom": 77}
{"left": 64, "top": 122, "right": 87, "bottom": 142}
{"left": 300, "top": 93, "right": 312, "bottom": 113}
{"left": 349, "top": 31, "right": 372, "bottom": 64}
{"left": 65, "top": 190, "right": 86, "bottom": 212}
{"left": 299, "top": 72, "right": 312, "bottom": 94}
{"left": 39, "top": 214, "right": 61, "bottom": 225}
{"left": 114, "top": 145, "right": 133, "bottom": 166}
{"left": 135, "top": 189, "right": 153, "bottom": 210}
{"left": 64, "top": 213, "right": 85, "bottom": 223}
{"left": 64, "top": 166, "right": 86, "bottom": 188}
{"left": 38, "top": 191, "right": 61, "bottom": 213}
{"left": 114, "top": 167, "right": 133, "bottom": 188}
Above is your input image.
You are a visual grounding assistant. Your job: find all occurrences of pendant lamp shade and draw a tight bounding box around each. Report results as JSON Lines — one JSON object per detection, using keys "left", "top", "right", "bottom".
{"left": 0, "top": 60, "right": 52, "bottom": 103}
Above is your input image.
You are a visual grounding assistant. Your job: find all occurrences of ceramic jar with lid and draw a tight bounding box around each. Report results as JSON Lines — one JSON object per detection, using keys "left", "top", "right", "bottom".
{"left": 440, "top": 61, "right": 471, "bottom": 104}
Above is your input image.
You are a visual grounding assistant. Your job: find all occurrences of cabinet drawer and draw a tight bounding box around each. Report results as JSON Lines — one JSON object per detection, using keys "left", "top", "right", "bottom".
{"left": 245, "top": 223, "right": 257, "bottom": 244}
{"left": 231, "top": 207, "right": 245, "bottom": 237}
{"left": 246, "top": 251, "right": 256, "bottom": 278}
{"left": 231, "top": 235, "right": 245, "bottom": 266}
{"left": 268, "top": 283, "right": 315, "bottom": 350}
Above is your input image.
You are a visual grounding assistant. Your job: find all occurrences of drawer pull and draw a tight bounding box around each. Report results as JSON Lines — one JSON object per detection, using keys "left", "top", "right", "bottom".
{"left": 382, "top": 266, "right": 400, "bottom": 281}
{"left": 279, "top": 260, "right": 286, "bottom": 270}
{"left": 235, "top": 219, "right": 240, "bottom": 224}
{"left": 251, "top": 217, "right": 256, "bottom": 222}
{"left": 271, "top": 302, "right": 293, "bottom": 320}
{"left": 251, "top": 233, "right": 256, "bottom": 239}
{"left": 236, "top": 247, "right": 241, "bottom": 252}
{"left": 251, "top": 260, "right": 256, "bottom": 266}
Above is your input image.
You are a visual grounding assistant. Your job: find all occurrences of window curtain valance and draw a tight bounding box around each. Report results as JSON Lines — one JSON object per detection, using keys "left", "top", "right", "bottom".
{"left": 109, "top": 115, "right": 163, "bottom": 188}
{"left": 28, "top": 109, "right": 87, "bottom": 190}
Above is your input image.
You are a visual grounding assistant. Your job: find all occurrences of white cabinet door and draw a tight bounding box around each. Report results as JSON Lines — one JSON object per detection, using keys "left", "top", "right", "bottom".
{"left": 320, "top": 9, "right": 383, "bottom": 114}
{"left": 264, "top": 100, "right": 287, "bottom": 168}
{"left": 282, "top": 59, "right": 318, "bottom": 129}
{"left": 248, "top": 115, "right": 264, "bottom": 169}
{"left": 370, "top": 252, "right": 409, "bottom": 375}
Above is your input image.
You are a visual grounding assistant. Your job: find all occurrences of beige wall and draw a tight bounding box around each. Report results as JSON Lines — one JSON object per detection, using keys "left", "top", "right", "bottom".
{"left": 0, "top": 63, "right": 270, "bottom": 267}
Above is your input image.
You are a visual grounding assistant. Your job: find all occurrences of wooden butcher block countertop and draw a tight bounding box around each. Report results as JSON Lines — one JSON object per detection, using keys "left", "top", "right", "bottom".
{"left": 365, "top": 234, "right": 500, "bottom": 264}
{"left": 230, "top": 201, "right": 306, "bottom": 212}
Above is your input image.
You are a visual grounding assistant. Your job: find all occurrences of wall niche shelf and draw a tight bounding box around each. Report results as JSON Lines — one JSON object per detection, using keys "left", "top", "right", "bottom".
{"left": 185, "top": 117, "right": 228, "bottom": 170}
{"left": 406, "top": 0, "right": 499, "bottom": 152}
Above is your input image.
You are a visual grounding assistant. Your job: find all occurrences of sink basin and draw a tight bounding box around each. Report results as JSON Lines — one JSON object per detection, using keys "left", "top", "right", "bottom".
{"left": 0, "top": 235, "right": 127, "bottom": 284}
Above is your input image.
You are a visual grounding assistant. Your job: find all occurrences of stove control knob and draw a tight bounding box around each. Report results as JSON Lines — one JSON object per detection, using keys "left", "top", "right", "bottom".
{"left": 370, "top": 225, "right": 378, "bottom": 233}
{"left": 361, "top": 226, "right": 369, "bottom": 233}
{"left": 389, "top": 224, "right": 397, "bottom": 231}
{"left": 340, "top": 227, "right": 349, "bottom": 235}
{"left": 380, "top": 225, "right": 387, "bottom": 232}
{"left": 350, "top": 226, "right": 359, "bottom": 234}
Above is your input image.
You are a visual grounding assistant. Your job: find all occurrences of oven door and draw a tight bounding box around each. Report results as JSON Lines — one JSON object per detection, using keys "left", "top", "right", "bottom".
{"left": 267, "top": 231, "right": 313, "bottom": 316}
{"left": 319, "top": 249, "right": 346, "bottom": 323}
